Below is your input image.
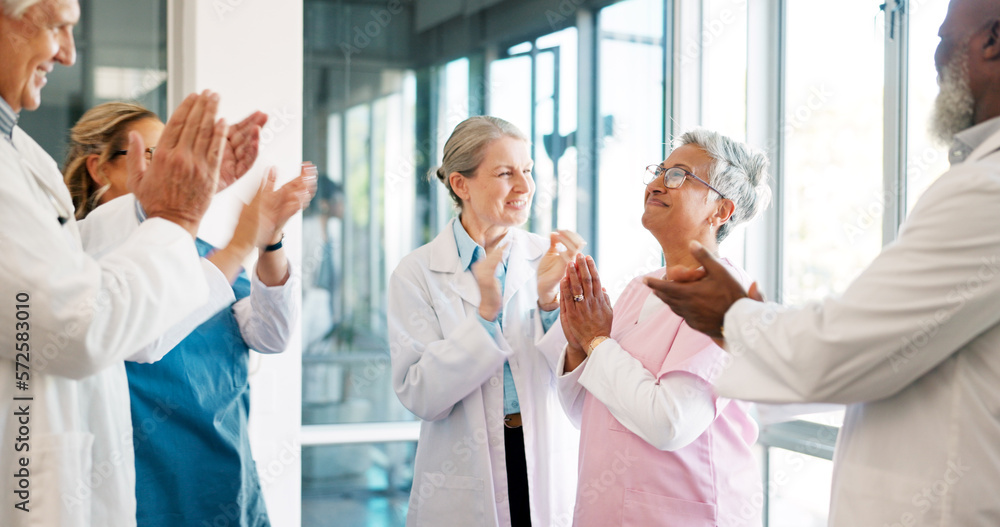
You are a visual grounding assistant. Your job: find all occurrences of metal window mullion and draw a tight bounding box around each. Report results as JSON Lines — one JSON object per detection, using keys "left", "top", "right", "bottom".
{"left": 672, "top": 0, "right": 702, "bottom": 137}
{"left": 576, "top": 8, "right": 597, "bottom": 258}
{"left": 664, "top": 0, "right": 674, "bottom": 159}
{"left": 883, "top": 0, "right": 909, "bottom": 245}
{"left": 744, "top": 0, "right": 784, "bottom": 303}
{"left": 762, "top": 446, "right": 771, "bottom": 527}
{"left": 368, "top": 103, "right": 379, "bottom": 330}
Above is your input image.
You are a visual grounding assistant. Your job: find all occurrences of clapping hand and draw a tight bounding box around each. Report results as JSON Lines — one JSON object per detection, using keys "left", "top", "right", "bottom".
{"left": 210, "top": 163, "right": 318, "bottom": 284}
{"left": 471, "top": 242, "right": 508, "bottom": 322}
{"left": 537, "top": 230, "right": 587, "bottom": 310}
{"left": 644, "top": 241, "right": 762, "bottom": 342}
{"left": 218, "top": 111, "right": 269, "bottom": 192}
{"left": 252, "top": 163, "right": 319, "bottom": 248}
{"left": 131, "top": 91, "right": 226, "bottom": 237}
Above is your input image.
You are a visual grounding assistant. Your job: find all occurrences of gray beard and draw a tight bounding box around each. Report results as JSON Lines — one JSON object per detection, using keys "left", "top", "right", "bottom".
{"left": 930, "top": 49, "right": 976, "bottom": 146}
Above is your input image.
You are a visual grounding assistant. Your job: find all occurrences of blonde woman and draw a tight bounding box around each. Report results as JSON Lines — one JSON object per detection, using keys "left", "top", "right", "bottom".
{"left": 389, "top": 116, "right": 584, "bottom": 526}
{"left": 63, "top": 102, "right": 158, "bottom": 218}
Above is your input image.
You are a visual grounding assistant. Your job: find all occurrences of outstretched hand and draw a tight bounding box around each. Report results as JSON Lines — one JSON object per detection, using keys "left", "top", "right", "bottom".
{"left": 644, "top": 241, "right": 757, "bottom": 339}
{"left": 259, "top": 163, "right": 318, "bottom": 247}
{"left": 218, "top": 111, "right": 269, "bottom": 192}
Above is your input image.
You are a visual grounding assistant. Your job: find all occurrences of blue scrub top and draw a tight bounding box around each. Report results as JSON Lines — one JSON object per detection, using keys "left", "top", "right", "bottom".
{"left": 126, "top": 239, "right": 269, "bottom": 527}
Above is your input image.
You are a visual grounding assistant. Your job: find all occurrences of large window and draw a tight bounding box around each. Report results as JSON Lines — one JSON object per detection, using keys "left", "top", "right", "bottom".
{"left": 489, "top": 27, "right": 579, "bottom": 236}
{"left": 596, "top": 0, "right": 667, "bottom": 301}
{"left": 782, "top": 0, "right": 886, "bottom": 306}
{"left": 301, "top": 1, "right": 419, "bottom": 524}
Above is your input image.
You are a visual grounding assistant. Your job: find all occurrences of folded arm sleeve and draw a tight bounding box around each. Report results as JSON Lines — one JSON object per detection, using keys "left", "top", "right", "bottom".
{"left": 534, "top": 308, "right": 568, "bottom": 375}
{"left": 388, "top": 268, "right": 510, "bottom": 421}
{"left": 578, "top": 339, "right": 716, "bottom": 450}
{"left": 126, "top": 258, "right": 235, "bottom": 363}
{"left": 234, "top": 259, "right": 301, "bottom": 354}
{"left": 718, "top": 163, "right": 1000, "bottom": 404}
{"left": 555, "top": 348, "right": 588, "bottom": 428}
{"left": 0, "top": 204, "right": 207, "bottom": 380}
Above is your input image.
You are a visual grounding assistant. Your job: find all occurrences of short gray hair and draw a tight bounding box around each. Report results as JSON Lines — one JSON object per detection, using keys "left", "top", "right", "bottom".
{"left": 677, "top": 129, "right": 771, "bottom": 243}
{"left": 434, "top": 115, "right": 529, "bottom": 210}
{"left": 1, "top": 0, "right": 44, "bottom": 18}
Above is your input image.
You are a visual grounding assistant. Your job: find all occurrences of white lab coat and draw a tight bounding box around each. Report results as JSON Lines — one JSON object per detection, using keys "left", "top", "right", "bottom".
{"left": 389, "top": 219, "right": 579, "bottom": 527}
{"left": 718, "top": 127, "right": 1000, "bottom": 526}
{"left": 0, "top": 127, "right": 208, "bottom": 526}
{"left": 78, "top": 193, "right": 301, "bottom": 360}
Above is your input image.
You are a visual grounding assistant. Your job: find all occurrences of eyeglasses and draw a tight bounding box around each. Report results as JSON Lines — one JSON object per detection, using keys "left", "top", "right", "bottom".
{"left": 644, "top": 164, "right": 727, "bottom": 200}
{"left": 112, "top": 146, "right": 156, "bottom": 162}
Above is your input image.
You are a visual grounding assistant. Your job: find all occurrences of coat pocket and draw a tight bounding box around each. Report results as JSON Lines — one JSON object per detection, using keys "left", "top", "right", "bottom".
{"left": 621, "top": 488, "right": 716, "bottom": 527}
{"left": 414, "top": 473, "right": 486, "bottom": 527}
{"left": 16, "top": 432, "right": 95, "bottom": 527}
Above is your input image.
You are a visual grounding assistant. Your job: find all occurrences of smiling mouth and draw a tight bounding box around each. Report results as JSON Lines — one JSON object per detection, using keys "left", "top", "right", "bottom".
{"left": 34, "top": 67, "right": 50, "bottom": 83}
{"left": 507, "top": 200, "right": 528, "bottom": 209}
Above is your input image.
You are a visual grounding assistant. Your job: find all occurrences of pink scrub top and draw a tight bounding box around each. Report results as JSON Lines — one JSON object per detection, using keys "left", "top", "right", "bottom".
{"left": 574, "top": 265, "right": 762, "bottom": 527}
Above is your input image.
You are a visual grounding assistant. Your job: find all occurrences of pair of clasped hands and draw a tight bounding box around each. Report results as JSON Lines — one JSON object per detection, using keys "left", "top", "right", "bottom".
{"left": 125, "top": 90, "right": 317, "bottom": 278}
{"left": 553, "top": 240, "right": 766, "bottom": 368}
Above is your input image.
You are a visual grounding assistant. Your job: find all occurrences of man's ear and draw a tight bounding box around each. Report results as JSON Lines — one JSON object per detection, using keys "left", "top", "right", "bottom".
{"left": 449, "top": 171, "right": 471, "bottom": 201}
{"left": 984, "top": 19, "right": 1000, "bottom": 61}
{"left": 85, "top": 154, "right": 103, "bottom": 186}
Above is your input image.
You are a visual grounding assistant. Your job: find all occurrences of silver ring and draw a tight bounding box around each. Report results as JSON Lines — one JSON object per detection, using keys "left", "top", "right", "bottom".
{"left": 573, "top": 294, "right": 584, "bottom": 302}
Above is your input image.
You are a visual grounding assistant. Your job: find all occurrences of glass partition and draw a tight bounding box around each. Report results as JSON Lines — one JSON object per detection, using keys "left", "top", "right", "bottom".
{"left": 782, "top": 0, "right": 886, "bottom": 305}
{"left": 596, "top": 0, "right": 667, "bottom": 301}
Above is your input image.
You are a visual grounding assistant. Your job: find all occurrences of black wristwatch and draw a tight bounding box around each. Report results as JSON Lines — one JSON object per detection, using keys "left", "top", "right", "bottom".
{"left": 264, "top": 234, "right": 284, "bottom": 252}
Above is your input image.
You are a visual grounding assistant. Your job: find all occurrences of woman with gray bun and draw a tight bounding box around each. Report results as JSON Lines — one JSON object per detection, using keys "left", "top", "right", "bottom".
{"left": 389, "top": 116, "right": 585, "bottom": 526}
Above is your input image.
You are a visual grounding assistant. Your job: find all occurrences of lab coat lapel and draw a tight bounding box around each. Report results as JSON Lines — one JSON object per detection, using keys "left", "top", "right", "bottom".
{"left": 427, "top": 218, "right": 482, "bottom": 308}
{"left": 6, "top": 132, "right": 75, "bottom": 229}
{"left": 503, "top": 229, "right": 545, "bottom": 308}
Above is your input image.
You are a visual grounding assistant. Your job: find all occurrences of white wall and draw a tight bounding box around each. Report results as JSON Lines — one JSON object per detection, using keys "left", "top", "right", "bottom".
{"left": 169, "top": 1, "right": 304, "bottom": 525}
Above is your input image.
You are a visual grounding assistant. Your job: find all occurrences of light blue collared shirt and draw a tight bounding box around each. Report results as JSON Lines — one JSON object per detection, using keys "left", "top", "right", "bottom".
{"left": 949, "top": 116, "right": 1000, "bottom": 165}
{"left": 0, "top": 97, "right": 18, "bottom": 144}
{"left": 135, "top": 199, "right": 148, "bottom": 223}
{"left": 453, "top": 218, "right": 559, "bottom": 416}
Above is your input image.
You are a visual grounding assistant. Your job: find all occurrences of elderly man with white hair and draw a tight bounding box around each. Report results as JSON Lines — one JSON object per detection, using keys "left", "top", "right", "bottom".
{"left": 0, "top": 0, "right": 236, "bottom": 525}
{"left": 648, "top": 0, "right": 1000, "bottom": 525}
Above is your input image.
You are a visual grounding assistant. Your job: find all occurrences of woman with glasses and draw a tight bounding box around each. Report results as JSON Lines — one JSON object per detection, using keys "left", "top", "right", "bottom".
{"left": 63, "top": 102, "right": 161, "bottom": 219}
{"left": 557, "top": 129, "right": 770, "bottom": 526}
{"left": 63, "top": 101, "right": 316, "bottom": 527}
{"left": 389, "top": 116, "right": 584, "bottom": 526}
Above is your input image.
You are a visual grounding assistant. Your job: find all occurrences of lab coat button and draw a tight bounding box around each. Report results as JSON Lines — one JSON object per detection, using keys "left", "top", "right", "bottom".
{"left": 490, "top": 376, "right": 500, "bottom": 387}
{"left": 495, "top": 492, "right": 505, "bottom": 503}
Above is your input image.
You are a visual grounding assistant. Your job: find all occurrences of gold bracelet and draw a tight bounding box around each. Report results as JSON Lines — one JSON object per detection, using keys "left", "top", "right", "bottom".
{"left": 586, "top": 336, "right": 610, "bottom": 356}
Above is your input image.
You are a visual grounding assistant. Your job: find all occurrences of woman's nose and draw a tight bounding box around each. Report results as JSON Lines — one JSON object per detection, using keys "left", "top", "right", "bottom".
{"left": 646, "top": 176, "right": 666, "bottom": 193}
{"left": 514, "top": 169, "right": 532, "bottom": 191}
